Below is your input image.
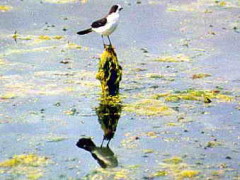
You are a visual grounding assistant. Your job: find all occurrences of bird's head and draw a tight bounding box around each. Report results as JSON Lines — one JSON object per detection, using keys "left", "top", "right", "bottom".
{"left": 109, "top": 4, "right": 123, "bottom": 15}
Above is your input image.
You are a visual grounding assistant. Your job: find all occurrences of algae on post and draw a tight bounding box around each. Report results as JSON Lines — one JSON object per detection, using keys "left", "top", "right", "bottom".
{"left": 96, "top": 45, "right": 122, "bottom": 97}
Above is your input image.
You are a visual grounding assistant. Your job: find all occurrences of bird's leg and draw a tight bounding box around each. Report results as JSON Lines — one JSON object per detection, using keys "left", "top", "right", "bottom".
{"left": 101, "top": 35, "right": 106, "bottom": 48}
{"left": 107, "top": 36, "right": 112, "bottom": 47}
{"left": 107, "top": 139, "right": 111, "bottom": 147}
{"left": 101, "top": 138, "right": 104, "bottom": 147}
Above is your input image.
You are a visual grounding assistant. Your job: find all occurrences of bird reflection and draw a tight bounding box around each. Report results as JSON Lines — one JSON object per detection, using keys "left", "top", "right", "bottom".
{"left": 76, "top": 96, "right": 122, "bottom": 168}
{"left": 76, "top": 138, "right": 118, "bottom": 168}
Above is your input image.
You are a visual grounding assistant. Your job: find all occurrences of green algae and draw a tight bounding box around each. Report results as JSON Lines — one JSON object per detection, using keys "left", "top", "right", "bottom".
{"left": 158, "top": 156, "right": 200, "bottom": 179}
{"left": 192, "top": 73, "right": 211, "bottom": 79}
{"left": 96, "top": 45, "right": 122, "bottom": 97}
{"left": 43, "top": 0, "right": 88, "bottom": 3}
{"left": 0, "top": 154, "right": 49, "bottom": 180}
{"left": 0, "top": 93, "right": 16, "bottom": 100}
{"left": 43, "top": 0, "right": 79, "bottom": 3}
{"left": 155, "top": 54, "right": 191, "bottom": 62}
{"left": 166, "top": 0, "right": 240, "bottom": 13}
{"left": 0, "top": 5, "right": 12, "bottom": 12}
{"left": 124, "top": 99, "right": 175, "bottom": 116}
{"left": 82, "top": 166, "right": 138, "bottom": 180}
{"left": 153, "top": 89, "right": 233, "bottom": 103}
{"left": 163, "top": 156, "right": 183, "bottom": 164}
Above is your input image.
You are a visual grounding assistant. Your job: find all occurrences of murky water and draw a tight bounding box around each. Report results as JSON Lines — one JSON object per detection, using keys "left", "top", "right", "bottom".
{"left": 1, "top": 0, "right": 240, "bottom": 179}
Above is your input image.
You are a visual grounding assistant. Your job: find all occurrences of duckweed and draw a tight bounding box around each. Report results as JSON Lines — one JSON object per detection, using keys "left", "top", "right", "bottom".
{"left": 0, "top": 5, "right": 12, "bottom": 12}
{"left": 163, "top": 156, "right": 183, "bottom": 164}
{"left": 159, "top": 156, "right": 200, "bottom": 179}
{"left": 0, "top": 154, "right": 48, "bottom": 167}
{"left": 155, "top": 54, "right": 191, "bottom": 62}
{"left": 124, "top": 99, "right": 175, "bottom": 116}
{"left": 179, "top": 170, "right": 199, "bottom": 178}
{"left": 43, "top": 0, "right": 78, "bottom": 3}
{"left": 0, "top": 93, "right": 16, "bottom": 100}
{"left": 0, "top": 154, "right": 49, "bottom": 180}
{"left": 153, "top": 89, "right": 233, "bottom": 103}
{"left": 192, "top": 73, "right": 211, "bottom": 79}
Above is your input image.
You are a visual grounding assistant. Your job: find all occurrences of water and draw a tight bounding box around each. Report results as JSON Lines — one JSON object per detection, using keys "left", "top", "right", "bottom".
{"left": 0, "top": 0, "right": 240, "bottom": 179}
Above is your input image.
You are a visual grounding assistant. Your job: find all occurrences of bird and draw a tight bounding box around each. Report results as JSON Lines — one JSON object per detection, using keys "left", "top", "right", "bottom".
{"left": 77, "top": 4, "right": 123, "bottom": 47}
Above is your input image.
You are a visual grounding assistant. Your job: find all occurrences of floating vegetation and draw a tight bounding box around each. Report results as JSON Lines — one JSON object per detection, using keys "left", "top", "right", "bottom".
{"left": 64, "top": 108, "right": 78, "bottom": 115}
{"left": 124, "top": 99, "right": 175, "bottom": 116}
{"left": 153, "top": 89, "right": 233, "bottom": 103}
{"left": 43, "top": 0, "right": 79, "bottom": 3}
{"left": 166, "top": 0, "right": 240, "bottom": 13}
{"left": 1, "top": 46, "right": 57, "bottom": 57}
{"left": 155, "top": 54, "right": 191, "bottom": 62}
{"left": 0, "top": 5, "right": 12, "bottom": 12}
{"left": 0, "top": 93, "right": 16, "bottom": 100}
{"left": 156, "top": 156, "right": 200, "bottom": 179}
{"left": 82, "top": 166, "right": 137, "bottom": 180}
{"left": 150, "top": 170, "right": 168, "bottom": 177}
{"left": 163, "top": 156, "right": 183, "bottom": 164}
{"left": 146, "top": 131, "right": 158, "bottom": 138}
{"left": 43, "top": 0, "right": 88, "bottom": 3}
{"left": 205, "top": 140, "right": 221, "bottom": 148}
{"left": 11, "top": 33, "right": 64, "bottom": 43}
{"left": 47, "top": 136, "right": 67, "bottom": 142}
{"left": 0, "top": 59, "right": 7, "bottom": 65}
{"left": 146, "top": 73, "right": 164, "bottom": 79}
{"left": 65, "top": 42, "right": 82, "bottom": 49}
{"left": 179, "top": 170, "right": 199, "bottom": 178}
{"left": 192, "top": 73, "right": 211, "bottom": 79}
{"left": 0, "top": 154, "right": 49, "bottom": 179}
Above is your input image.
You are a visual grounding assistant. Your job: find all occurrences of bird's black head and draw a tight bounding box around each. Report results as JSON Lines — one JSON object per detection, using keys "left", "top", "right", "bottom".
{"left": 109, "top": 4, "right": 123, "bottom": 14}
{"left": 76, "top": 138, "right": 96, "bottom": 151}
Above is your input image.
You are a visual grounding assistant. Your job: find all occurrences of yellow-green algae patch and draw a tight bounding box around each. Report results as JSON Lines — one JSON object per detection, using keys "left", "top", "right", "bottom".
{"left": 0, "top": 154, "right": 49, "bottom": 179}
{"left": 0, "top": 93, "right": 16, "bottom": 100}
{"left": 0, "top": 59, "right": 7, "bottom": 65}
{"left": 153, "top": 89, "right": 233, "bottom": 103}
{"left": 156, "top": 156, "right": 199, "bottom": 179}
{"left": 82, "top": 166, "right": 138, "bottom": 180}
{"left": 155, "top": 54, "right": 191, "bottom": 62}
{"left": 166, "top": 0, "right": 240, "bottom": 13}
{"left": 43, "top": 0, "right": 87, "bottom": 4}
{"left": 192, "top": 73, "right": 211, "bottom": 79}
{"left": 163, "top": 156, "right": 183, "bottom": 164}
{"left": 124, "top": 99, "right": 175, "bottom": 116}
{"left": 0, "top": 5, "right": 12, "bottom": 12}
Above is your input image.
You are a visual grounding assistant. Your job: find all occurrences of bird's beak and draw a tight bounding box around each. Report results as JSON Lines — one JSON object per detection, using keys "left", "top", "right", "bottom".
{"left": 119, "top": 7, "right": 123, "bottom": 11}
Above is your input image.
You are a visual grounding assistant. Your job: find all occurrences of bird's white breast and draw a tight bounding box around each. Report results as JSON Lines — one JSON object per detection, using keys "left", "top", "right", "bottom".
{"left": 92, "top": 13, "right": 119, "bottom": 36}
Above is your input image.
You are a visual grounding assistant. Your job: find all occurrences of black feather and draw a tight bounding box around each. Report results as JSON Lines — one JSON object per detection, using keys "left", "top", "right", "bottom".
{"left": 77, "top": 28, "right": 92, "bottom": 35}
{"left": 91, "top": 18, "right": 107, "bottom": 28}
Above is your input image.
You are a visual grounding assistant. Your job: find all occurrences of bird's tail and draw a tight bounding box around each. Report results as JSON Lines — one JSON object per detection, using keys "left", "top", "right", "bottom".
{"left": 77, "top": 28, "right": 92, "bottom": 35}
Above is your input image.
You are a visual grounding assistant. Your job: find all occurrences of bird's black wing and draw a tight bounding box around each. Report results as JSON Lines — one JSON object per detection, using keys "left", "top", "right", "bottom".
{"left": 91, "top": 18, "right": 107, "bottom": 28}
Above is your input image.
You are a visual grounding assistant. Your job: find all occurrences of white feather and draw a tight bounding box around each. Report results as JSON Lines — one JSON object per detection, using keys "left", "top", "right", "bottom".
{"left": 92, "top": 12, "right": 120, "bottom": 36}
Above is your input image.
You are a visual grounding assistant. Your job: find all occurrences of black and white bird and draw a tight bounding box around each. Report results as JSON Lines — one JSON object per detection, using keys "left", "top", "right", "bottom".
{"left": 77, "top": 4, "right": 123, "bottom": 46}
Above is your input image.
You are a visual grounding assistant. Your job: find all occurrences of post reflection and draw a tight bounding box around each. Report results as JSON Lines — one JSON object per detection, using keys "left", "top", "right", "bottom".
{"left": 76, "top": 96, "right": 122, "bottom": 168}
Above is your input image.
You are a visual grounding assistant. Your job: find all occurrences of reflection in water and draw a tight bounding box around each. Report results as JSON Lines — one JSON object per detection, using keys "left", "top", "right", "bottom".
{"left": 77, "top": 97, "right": 122, "bottom": 168}
{"left": 96, "top": 97, "right": 122, "bottom": 146}
{"left": 76, "top": 138, "right": 118, "bottom": 168}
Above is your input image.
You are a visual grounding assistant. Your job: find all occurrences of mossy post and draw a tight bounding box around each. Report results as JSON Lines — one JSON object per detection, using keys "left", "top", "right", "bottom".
{"left": 96, "top": 45, "right": 122, "bottom": 97}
